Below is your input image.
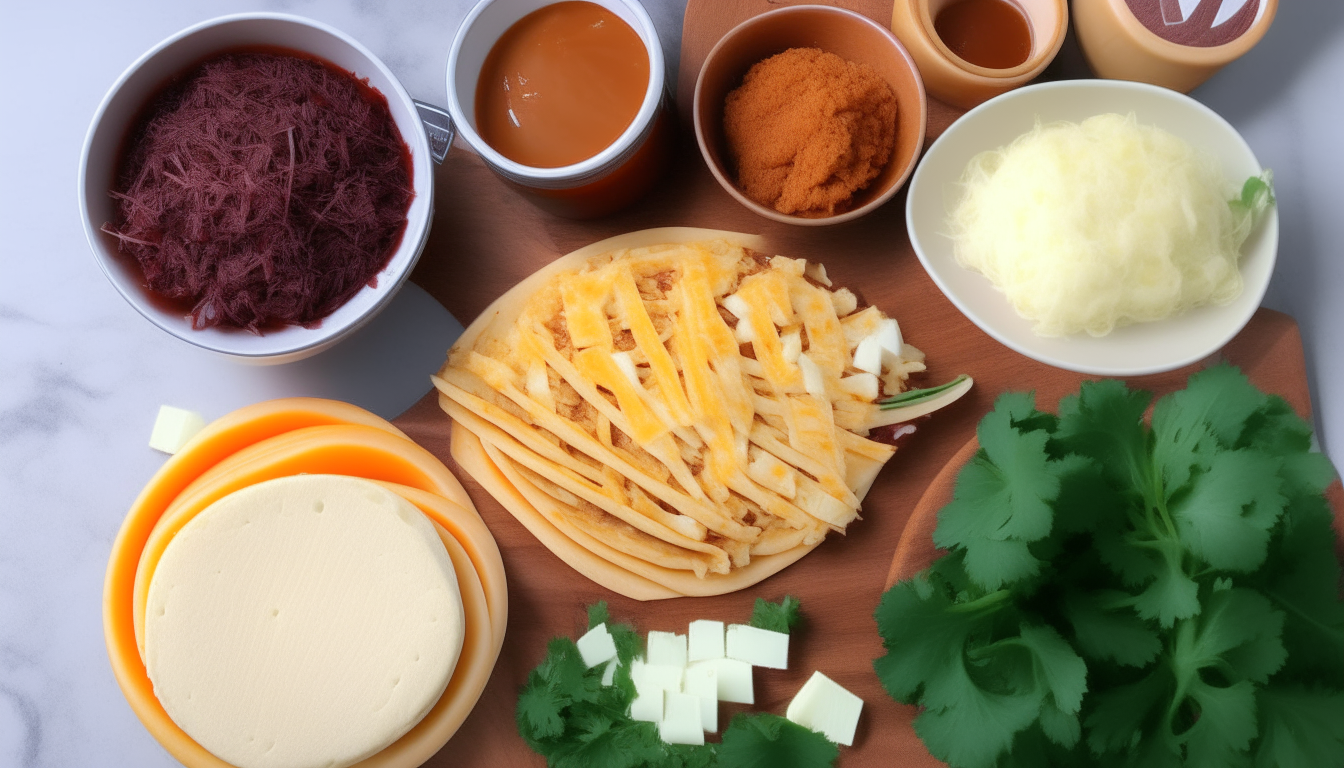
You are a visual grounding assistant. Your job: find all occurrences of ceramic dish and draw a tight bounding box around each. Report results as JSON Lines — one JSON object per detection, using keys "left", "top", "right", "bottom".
{"left": 906, "top": 79, "right": 1278, "bottom": 377}
{"left": 693, "top": 4, "right": 926, "bottom": 226}
{"left": 79, "top": 13, "right": 440, "bottom": 364}
{"left": 446, "top": 0, "right": 674, "bottom": 219}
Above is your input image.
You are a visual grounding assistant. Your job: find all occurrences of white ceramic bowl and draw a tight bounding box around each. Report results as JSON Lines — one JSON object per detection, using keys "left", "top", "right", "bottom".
{"left": 906, "top": 79, "right": 1278, "bottom": 376}
{"left": 79, "top": 13, "right": 436, "bottom": 364}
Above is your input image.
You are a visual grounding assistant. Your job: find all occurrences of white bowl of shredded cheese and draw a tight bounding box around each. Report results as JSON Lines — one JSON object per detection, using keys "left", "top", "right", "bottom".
{"left": 906, "top": 79, "right": 1277, "bottom": 376}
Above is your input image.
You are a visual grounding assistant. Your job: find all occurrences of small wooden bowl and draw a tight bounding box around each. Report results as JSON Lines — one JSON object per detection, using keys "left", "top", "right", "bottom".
{"left": 692, "top": 4, "right": 927, "bottom": 227}
{"left": 885, "top": 436, "right": 975, "bottom": 589}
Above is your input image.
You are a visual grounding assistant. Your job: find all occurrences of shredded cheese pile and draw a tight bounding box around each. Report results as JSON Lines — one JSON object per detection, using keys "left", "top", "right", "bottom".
{"left": 950, "top": 113, "right": 1251, "bottom": 337}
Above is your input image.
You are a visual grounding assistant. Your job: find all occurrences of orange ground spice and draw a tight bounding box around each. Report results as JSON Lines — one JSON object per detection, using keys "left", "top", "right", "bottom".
{"left": 723, "top": 48, "right": 897, "bottom": 217}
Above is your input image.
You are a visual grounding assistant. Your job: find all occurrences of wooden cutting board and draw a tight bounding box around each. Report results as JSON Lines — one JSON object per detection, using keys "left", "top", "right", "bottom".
{"left": 393, "top": 2, "right": 1327, "bottom": 766}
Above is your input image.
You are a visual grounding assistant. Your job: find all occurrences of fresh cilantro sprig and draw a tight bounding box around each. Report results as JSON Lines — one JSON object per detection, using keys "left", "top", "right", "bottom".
{"left": 874, "top": 365, "right": 1344, "bottom": 768}
{"left": 749, "top": 595, "right": 801, "bottom": 634}
{"left": 518, "top": 599, "right": 836, "bottom": 768}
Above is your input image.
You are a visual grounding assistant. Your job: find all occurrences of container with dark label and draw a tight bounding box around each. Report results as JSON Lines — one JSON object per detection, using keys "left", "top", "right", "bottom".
{"left": 1074, "top": 0, "right": 1277, "bottom": 92}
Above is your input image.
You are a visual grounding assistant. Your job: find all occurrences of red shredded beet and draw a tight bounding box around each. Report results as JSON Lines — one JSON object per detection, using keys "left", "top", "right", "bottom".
{"left": 103, "top": 52, "right": 413, "bottom": 332}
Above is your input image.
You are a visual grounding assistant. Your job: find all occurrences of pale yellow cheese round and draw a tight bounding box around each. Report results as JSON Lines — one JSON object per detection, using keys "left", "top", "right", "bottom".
{"left": 144, "top": 475, "right": 464, "bottom": 768}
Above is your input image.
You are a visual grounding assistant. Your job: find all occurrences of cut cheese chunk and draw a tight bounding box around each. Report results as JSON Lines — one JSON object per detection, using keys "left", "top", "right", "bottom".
{"left": 786, "top": 671, "right": 863, "bottom": 747}
{"left": 726, "top": 624, "right": 789, "bottom": 670}
{"left": 630, "top": 689, "right": 663, "bottom": 723}
{"left": 577, "top": 623, "right": 617, "bottom": 668}
{"left": 687, "top": 620, "right": 725, "bottom": 662}
{"left": 149, "top": 405, "right": 207, "bottom": 455}
{"left": 647, "top": 631, "right": 688, "bottom": 669}
{"left": 144, "top": 475, "right": 464, "bottom": 768}
{"left": 601, "top": 658, "right": 618, "bottom": 686}
{"left": 683, "top": 663, "right": 719, "bottom": 733}
{"left": 632, "top": 659, "right": 684, "bottom": 694}
{"left": 687, "top": 658, "right": 753, "bottom": 704}
{"left": 852, "top": 335, "right": 883, "bottom": 374}
{"left": 660, "top": 692, "right": 705, "bottom": 746}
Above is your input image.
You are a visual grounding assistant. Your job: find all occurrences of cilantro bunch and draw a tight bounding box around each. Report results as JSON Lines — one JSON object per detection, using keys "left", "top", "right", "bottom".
{"left": 874, "top": 366, "right": 1344, "bottom": 768}
{"left": 517, "top": 599, "right": 835, "bottom": 768}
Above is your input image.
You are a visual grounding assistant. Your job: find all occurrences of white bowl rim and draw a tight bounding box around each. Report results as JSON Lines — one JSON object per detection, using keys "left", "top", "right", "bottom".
{"left": 78, "top": 12, "right": 433, "bottom": 361}
{"left": 905, "top": 78, "right": 1278, "bottom": 377}
{"left": 444, "top": 0, "right": 666, "bottom": 183}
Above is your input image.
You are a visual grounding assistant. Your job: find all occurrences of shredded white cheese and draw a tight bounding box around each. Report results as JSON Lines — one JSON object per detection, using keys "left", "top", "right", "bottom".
{"left": 950, "top": 113, "right": 1253, "bottom": 337}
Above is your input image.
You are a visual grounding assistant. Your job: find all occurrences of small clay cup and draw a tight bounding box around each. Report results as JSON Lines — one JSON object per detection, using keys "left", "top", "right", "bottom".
{"left": 693, "top": 5, "right": 927, "bottom": 227}
{"left": 1074, "top": 0, "right": 1278, "bottom": 93}
{"left": 890, "top": 0, "right": 1067, "bottom": 110}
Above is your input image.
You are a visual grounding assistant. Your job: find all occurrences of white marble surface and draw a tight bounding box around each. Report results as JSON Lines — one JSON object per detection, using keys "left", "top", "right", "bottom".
{"left": 0, "top": 1, "right": 1340, "bottom": 765}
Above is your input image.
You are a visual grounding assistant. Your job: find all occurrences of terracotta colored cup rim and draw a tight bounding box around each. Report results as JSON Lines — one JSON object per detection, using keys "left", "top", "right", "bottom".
{"left": 911, "top": 0, "right": 1067, "bottom": 80}
{"left": 693, "top": 4, "right": 927, "bottom": 227}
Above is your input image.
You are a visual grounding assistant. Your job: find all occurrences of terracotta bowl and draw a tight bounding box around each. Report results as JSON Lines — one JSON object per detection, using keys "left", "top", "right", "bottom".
{"left": 885, "top": 436, "right": 976, "bottom": 590}
{"left": 693, "top": 5, "right": 927, "bottom": 227}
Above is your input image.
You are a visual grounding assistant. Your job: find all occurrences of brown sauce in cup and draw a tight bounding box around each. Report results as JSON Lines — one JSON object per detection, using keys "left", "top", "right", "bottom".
{"left": 933, "top": 0, "right": 1033, "bottom": 70}
{"left": 475, "top": 1, "right": 649, "bottom": 168}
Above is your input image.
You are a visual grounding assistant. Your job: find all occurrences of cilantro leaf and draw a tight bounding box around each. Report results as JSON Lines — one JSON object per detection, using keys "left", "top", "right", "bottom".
{"left": 1151, "top": 365, "right": 1268, "bottom": 492}
{"left": 1129, "top": 536, "right": 1202, "bottom": 628}
{"left": 933, "top": 393, "right": 1078, "bottom": 590}
{"left": 1053, "top": 379, "right": 1152, "bottom": 492}
{"left": 1248, "top": 494, "right": 1344, "bottom": 684}
{"left": 588, "top": 601, "right": 611, "bottom": 629}
{"left": 1178, "top": 588, "right": 1287, "bottom": 685}
{"left": 518, "top": 681, "right": 568, "bottom": 741}
{"left": 1084, "top": 667, "right": 1173, "bottom": 757}
{"left": 1254, "top": 685, "right": 1344, "bottom": 768}
{"left": 1171, "top": 449, "right": 1286, "bottom": 572}
{"left": 749, "top": 596, "right": 801, "bottom": 634}
{"left": 718, "top": 713, "right": 837, "bottom": 768}
{"left": 1065, "top": 591, "right": 1161, "bottom": 668}
{"left": 1182, "top": 679, "right": 1258, "bottom": 768}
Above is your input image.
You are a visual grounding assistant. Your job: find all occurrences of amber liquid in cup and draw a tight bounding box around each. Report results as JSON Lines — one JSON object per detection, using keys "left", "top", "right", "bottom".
{"left": 474, "top": 1, "right": 650, "bottom": 168}
{"left": 933, "top": 0, "right": 1032, "bottom": 69}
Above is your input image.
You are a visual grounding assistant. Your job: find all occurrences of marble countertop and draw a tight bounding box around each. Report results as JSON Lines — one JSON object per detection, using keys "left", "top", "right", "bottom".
{"left": 2, "top": 1, "right": 1341, "bottom": 764}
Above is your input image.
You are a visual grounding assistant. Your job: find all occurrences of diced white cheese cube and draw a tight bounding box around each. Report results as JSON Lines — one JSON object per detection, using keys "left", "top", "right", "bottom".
{"left": 852, "top": 335, "right": 883, "bottom": 374}
{"left": 797, "top": 353, "right": 826, "bottom": 399}
{"left": 630, "top": 689, "right": 663, "bottom": 723}
{"left": 687, "top": 658, "right": 753, "bottom": 704}
{"left": 576, "top": 623, "right": 617, "bottom": 668}
{"left": 683, "top": 663, "right": 719, "bottom": 732}
{"left": 726, "top": 624, "right": 789, "bottom": 670}
{"left": 659, "top": 692, "right": 705, "bottom": 745}
{"left": 601, "top": 658, "right": 618, "bottom": 686}
{"left": 839, "top": 373, "right": 879, "bottom": 401}
{"left": 632, "top": 659, "right": 684, "bottom": 695}
{"left": 875, "top": 318, "right": 903, "bottom": 355}
{"left": 687, "top": 620, "right": 725, "bottom": 662}
{"left": 148, "top": 405, "right": 206, "bottom": 455}
{"left": 786, "top": 671, "right": 864, "bottom": 746}
{"left": 647, "top": 631, "right": 687, "bottom": 669}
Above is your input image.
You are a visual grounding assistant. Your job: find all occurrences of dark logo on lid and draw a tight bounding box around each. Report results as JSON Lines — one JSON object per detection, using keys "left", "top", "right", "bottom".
{"left": 1125, "top": 0, "right": 1262, "bottom": 47}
